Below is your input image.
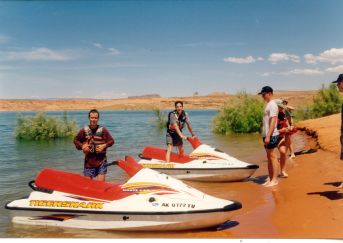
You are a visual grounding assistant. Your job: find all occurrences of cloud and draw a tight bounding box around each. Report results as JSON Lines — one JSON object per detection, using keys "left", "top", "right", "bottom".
{"left": 108, "top": 48, "right": 120, "bottom": 56}
{"left": 223, "top": 56, "right": 256, "bottom": 64}
{"left": 91, "top": 42, "right": 120, "bottom": 55}
{"left": 1, "top": 47, "right": 77, "bottom": 61}
{"left": 261, "top": 72, "right": 271, "bottom": 77}
{"left": 304, "top": 48, "right": 343, "bottom": 64}
{"left": 326, "top": 64, "right": 343, "bottom": 73}
{"left": 92, "top": 43, "right": 103, "bottom": 49}
{"left": 283, "top": 68, "right": 324, "bottom": 76}
{"left": 268, "top": 53, "right": 300, "bottom": 64}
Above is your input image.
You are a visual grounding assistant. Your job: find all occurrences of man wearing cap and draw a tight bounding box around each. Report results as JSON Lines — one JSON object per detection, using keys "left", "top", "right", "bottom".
{"left": 332, "top": 74, "right": 343, "bottom": 161}
{"left": 258, "top": 86, "right": 279, "bottom": 187}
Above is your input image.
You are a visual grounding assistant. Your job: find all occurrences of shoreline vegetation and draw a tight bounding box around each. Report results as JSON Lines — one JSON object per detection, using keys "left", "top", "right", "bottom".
{"left": 15, "top": 112, "right": 78, "bottom": 140}
{"left": 213, "top": 92, "right": 264, "bottom": 134}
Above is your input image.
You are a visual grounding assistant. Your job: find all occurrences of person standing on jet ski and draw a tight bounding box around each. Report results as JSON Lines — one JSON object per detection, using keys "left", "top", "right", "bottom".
{"left": 166, "top": 101, "right": 196, "bottom": 163}
{"left": 74, "top": 109, "right": 115, "bottom": 181}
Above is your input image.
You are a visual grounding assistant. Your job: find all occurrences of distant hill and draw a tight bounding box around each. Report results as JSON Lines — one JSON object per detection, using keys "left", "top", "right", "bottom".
{"left": 128, "top": 94, "right": 161, "bottom": 99}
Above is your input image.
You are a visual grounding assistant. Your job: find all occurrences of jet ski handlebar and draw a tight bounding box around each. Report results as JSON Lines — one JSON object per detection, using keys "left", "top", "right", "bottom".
{"left": 104, "top": 161, "right": 119, "bottom": 167}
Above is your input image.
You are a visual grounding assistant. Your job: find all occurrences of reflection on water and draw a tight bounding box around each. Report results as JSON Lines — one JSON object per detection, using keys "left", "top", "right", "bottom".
{"left": 0, "top": 110, "right": 265, "bottom": 238}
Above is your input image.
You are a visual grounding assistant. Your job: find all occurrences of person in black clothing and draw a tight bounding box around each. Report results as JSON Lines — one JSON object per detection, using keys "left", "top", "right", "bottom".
{"left": 332, "top": 74, "right": 343, "bottom": 188}
{"left": 332, "top": 74, "right": 343, "bottom": 160}
{"left": 165, "top": 101, "right": 196, "bottom": 163}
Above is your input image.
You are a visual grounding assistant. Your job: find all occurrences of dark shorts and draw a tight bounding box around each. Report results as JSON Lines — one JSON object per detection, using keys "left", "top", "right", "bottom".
{"left": 84, "top": 161, "right": 107, "bottom": 178}
{"left": 263, "top": 135, "right": 279, "bottom": 149}
{"left": 166, "top": 132, "right": 183, "bottom": 146}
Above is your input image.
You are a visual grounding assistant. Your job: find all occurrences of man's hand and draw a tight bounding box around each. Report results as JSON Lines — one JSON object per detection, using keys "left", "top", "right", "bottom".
{"left": 96, "top": 144, "right": 107, "bottom": 153}
{"left": 264, "top": 136, "right": 270, "bottom": 145}
{"left": 181, "top": 134, "right": 187, "bottom": 140}
{"left": 82, "top": 143, "right": 90, "bottom": 154}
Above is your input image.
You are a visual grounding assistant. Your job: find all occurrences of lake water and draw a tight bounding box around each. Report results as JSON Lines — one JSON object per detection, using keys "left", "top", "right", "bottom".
{"left": 0, "top": 110, "right": 266, "bottom": 238}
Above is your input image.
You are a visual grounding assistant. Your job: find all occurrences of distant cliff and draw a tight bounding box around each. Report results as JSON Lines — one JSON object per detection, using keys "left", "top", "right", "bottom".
{"left": 128, "top": 94, "right": 161, "bottom": 99}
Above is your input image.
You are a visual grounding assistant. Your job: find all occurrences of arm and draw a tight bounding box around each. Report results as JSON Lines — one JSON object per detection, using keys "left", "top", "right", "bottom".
{"left": 265, "top": 116, "right": 277, "bottom": 144}
{"left": 184, "top": 112, "right": 195, "bottom": 137}
{"left": 186, "top": 123, "right": 195, "bottom": 137}
{"left": 73, "top": 129, "right": 85, "bottom": 150}
{"left": 103, "top": 128, "right": 115, "bottom": 148}
{"left": 266, "top": 116, "right": 277, "bottom": 138}
{"left": 173, "top": 122, "right": 187, "bottom": 139}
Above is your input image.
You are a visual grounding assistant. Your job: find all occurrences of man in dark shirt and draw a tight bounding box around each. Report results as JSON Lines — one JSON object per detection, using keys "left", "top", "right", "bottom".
{"left": 74, "top": 109, "right": 114, "bottom": 181}
{"left": 332, "top": 74, "right": 343, "bottom": 160}
{"left": 332, "top": 74, "right": 343, "bottom": 188}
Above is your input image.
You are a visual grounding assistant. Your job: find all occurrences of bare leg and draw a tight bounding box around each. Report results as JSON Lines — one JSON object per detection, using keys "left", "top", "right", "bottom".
{"left": 264, "top": 148, "right": 279, "bottom": 187}
{"left": 166, "top": 144, "right": 173, "bottom": 163}
{"left": 177, "top": 145, "right": 184, "bottom": 155}
{"left": 286, "top": 135, "right": 295, "bottom": 158}
{"left": 97, "top": 174, "right": 106, "bottom": 182}
{"left": 278, "top": 142, "right": 288, "bottom": 178}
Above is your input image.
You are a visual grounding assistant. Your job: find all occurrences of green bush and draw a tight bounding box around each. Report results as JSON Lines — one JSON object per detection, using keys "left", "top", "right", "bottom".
{"left": 213, "top": 92, "right": 264, "bottom": 134}
{"left": 152, "top": 108, "right": 167, "bottom": 130}
{"left": 15, "top": 111, "right": 78, "bottom": 140}
{"left": 293, "top": 84, "right": 342, "bottom": 121}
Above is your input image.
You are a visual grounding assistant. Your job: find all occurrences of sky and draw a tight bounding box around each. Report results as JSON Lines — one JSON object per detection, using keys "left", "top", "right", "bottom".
{"left": 0, "top": 0, "right": 343, "bottom": 99}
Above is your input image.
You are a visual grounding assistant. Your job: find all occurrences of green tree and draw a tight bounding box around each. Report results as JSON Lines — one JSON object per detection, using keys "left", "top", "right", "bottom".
{"left": 15, "top": 112, "right": 78, "bottom": 140}
{"left": 213, "top": 92, "right": 264, "bottom": 134}
{"left": 293, "top": 84, "right": 342, "bottom": 121}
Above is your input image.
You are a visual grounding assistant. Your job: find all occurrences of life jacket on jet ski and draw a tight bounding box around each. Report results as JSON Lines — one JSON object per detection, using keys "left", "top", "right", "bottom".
{"left": 166, "top": 110, "right": 188, "bottom": 133}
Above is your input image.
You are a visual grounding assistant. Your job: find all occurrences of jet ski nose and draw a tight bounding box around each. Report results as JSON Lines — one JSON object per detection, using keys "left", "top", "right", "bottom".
{"left": 246, "top": 164, "right": 259, "bottom": 169}
{"left": 223, "top": 201, "right": 242, "bottom": 211}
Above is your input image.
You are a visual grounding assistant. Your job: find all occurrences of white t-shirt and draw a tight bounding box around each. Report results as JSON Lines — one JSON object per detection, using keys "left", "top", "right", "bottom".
{"left": 262, "top": 100, "right": 279, "bottom": 137}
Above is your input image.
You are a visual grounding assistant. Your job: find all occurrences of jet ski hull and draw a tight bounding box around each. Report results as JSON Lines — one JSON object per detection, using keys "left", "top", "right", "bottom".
{"left": 139, "top": 138, "right": 259, "bottom": 182}
{"left": 6, "top": 203, "right": 241, "bottom": 231}
{"left": 5, "top": 164, "right": 242, "bottom": 231}
{"left": 140, "top": 165, "right": 258, "bottom": 182}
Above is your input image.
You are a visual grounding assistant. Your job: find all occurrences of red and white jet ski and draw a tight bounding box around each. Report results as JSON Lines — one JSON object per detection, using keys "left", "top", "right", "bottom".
{"left": 138, "top": 137, "right": 259, "bottom": 182}
{"left": 5, "top": 156, "right": 242, "bottom": 231}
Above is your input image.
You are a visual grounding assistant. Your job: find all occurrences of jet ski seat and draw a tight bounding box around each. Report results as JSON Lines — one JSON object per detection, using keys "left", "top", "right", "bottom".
{"left": 141, "top": 146, "right": 193, "bottom": 163}
{"left": 35, "top": 168, "right": 133, "bottom": 201}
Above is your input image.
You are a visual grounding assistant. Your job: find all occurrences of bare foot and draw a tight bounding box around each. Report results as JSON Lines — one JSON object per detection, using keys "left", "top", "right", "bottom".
{"left": 290, "top": 153, "right": 295, "bottom": 159}
{"left": 337, "top": 182, "right": 343, "bottom": 188}
{"left": 262, "top": 178, "right": 270, "bottom": 186}
{"left": 279, "top": 171, "right": 288, "bottom": 178}
{"left": 264, "top": 180, "right": 279, "bottom": 187}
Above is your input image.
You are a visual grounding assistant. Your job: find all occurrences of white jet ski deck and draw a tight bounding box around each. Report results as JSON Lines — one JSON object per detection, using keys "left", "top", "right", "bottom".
{"left": 5, "top": 156, "right": 242, "bottom": 231}
{"left": 138, "top": 137, "right": 259, "bottom": 182}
